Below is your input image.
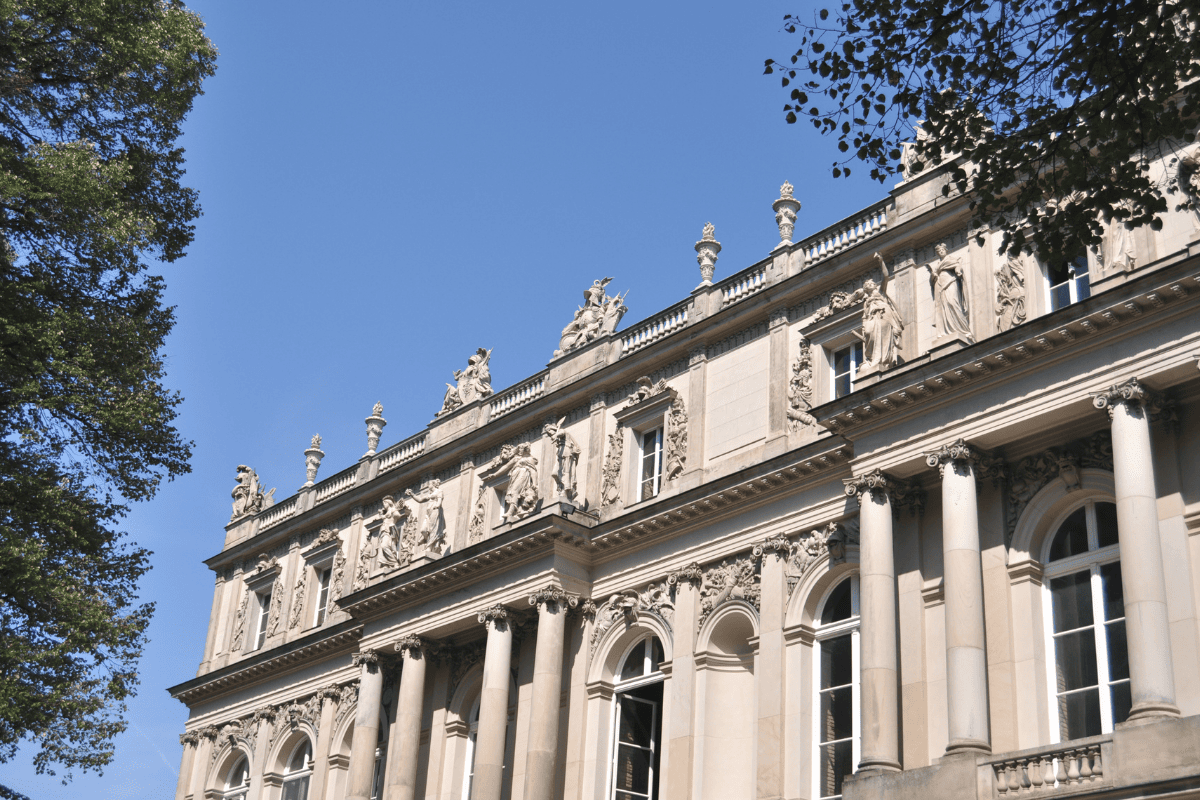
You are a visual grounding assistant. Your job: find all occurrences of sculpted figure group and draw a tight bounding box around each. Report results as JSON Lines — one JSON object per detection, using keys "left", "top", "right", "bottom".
{"left": 378, "top": 480, "right": 446, "bottom": 571}
{"left": 556, "top": 277, "right": 627, "bottom": 356}
{"left": 438, "top": 348, "right": 493, "bottom": 416}
{"left": 231, "top": 465, "right": 275, "bottom": 521}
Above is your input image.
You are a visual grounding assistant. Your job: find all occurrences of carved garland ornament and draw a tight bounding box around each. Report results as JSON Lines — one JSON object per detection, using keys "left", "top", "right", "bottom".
{"left": 697, "top": 555, "right": 760, "bottom": 629}
{"left": 1005, "top": 431, "right": 1113, "bottom": 546}
{"left": 601, "top": 426, "right": 625, "bottom": 509}
{"left": 664, "top": 396, "right": 687, "bottom": 482}
{"left": 287, "top": 565, "right": 307, "bottom": 630}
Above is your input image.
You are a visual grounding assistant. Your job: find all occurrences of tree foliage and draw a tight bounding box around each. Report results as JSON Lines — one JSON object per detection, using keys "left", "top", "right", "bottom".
{"left": 766, "top": 0, "right": 1200, "bottom": 265}
{"left": 0, "top": 0, "right": 215, "bottom": 779}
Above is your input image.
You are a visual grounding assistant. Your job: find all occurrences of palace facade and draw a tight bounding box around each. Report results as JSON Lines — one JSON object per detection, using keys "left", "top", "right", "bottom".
{"left": 170, "top": 156, "right": 1200, "bottom": 800}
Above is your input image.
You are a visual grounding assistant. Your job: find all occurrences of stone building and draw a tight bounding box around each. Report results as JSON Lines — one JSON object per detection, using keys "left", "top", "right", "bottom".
{"left": 170, "top": 158, "right": 1200, "bottom": 800}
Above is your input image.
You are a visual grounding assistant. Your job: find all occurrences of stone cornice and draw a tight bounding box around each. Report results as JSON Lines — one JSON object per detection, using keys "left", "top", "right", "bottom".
{"left": 168, "top": 620, "right": 363, "bottom": 706}
{"left": 814, "top": 261, "right": 1200, "bottom": 435}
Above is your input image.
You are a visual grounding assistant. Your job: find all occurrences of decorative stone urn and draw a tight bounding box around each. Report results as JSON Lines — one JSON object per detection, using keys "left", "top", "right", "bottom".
{"left": 364, "top": 402, "right": 386, "bottom": 457}
{"left": 695, "top": 222, "right": 721, "bottom": 287}
{"left": 303, "top": 434, "right": 324, "bottom": 487}
{"left": 772, "top": 181, "right": 801, "bottom": 249}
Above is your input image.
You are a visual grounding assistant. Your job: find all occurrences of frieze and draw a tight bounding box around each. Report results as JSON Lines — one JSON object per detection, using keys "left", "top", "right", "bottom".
{"left": 706, "top": 321, "right": 768, "bottom": 360}
{"left": 784, "top": 521, "right": 859, "bottom": 595}
{"left": 608, "top": 359, "right": 688, "bottom": 407}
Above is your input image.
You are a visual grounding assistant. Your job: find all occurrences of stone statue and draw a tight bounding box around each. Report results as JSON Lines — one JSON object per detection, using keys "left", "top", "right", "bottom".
{"left": 627, "top": 376, "right": 667, "bottom": 407}
{"left": 665, "top": 398, "right": 687, "bottom": 481}
{"left": 482, "top": 443, "right": 539, "bottom": 525}
{"left": 601, "top": 429, "right": 623, "bottom": 509}
{"left": 557, "top": 277, "right": 628, "bottom": 356}
{"left": 410, "top": 479, "right": 446, "bottom": 554}
{"left": 231, "top": 465, "right": 275, "bottom": 521}
{"left": 995, "top": 252, "right": 1028, "bottom": 332}
{"left": 377, "top": 494, "right": 411, "bottom": 570}
{"left": 927, "top": 243, "right": 974, "bottom": 342}
{"left": 1098, "top": 208, "right": 1135, "bottom": 277}
{"left": 787, "top": 337, "right": 818, "bottom": 433}
{"left": 860, "top": 253, "right": 904, "bottom": 369}
{"left": 543, "top": 417, "right": 580, "bottom": 500}
{"left": 438, "top": 348, "right": 493, "bottom": 416}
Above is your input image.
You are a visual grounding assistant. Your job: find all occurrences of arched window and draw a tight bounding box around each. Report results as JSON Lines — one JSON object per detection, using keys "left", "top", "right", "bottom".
{"left": 1043, "top": 500, "right": 1129, "bottom": 740}
{"left": 281, "top": 739, "right": 312, "bottom": 800}
{"left": 608, "top": 635, "right": 665, "bottom": 800}
{"left": 371, "top": 708, "right": 388, "bottom": 800}
{"left": 223, "top": 756, "right": 250, "bottom": 800}
{"left": 814, "top": 576, "right": 859, "bottom": 800}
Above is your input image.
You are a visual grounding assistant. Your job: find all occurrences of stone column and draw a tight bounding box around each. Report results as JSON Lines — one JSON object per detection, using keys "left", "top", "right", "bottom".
{"left": 346, "top": 650, "right": 385, "bottom": 800}
{"left": 753, "top": 535, "right": 789, "bottom": 798}
{"left": 189, "top": 726, "right": 219, "bottom": 799}
{"left": 926, "top": 440, "right": 992, "bottom": 755}
{"left": 1093, "top": 379, "right": 1180, "bottom": 721}
{"left": 473, "top": 606, "right": 514, "bottom": 800}
{"left": 308, "top": 684, "right": 342, "bottom": 800}
{"left": 176, "top": 731, "right": 199, "bottom": 800}
{"left": 387, "top": 636, "right": 430, "bottom": 800}
{"left": 664, "top": 565, "right": 702, "bottom": 800}
{"left": 524, "top": 588, "right": 578, "bottom": 800}
{"left": 844, "top": 470, "right": 902, "bottom": 771}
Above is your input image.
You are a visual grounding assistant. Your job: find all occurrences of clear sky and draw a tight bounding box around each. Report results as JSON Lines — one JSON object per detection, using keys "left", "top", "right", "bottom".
{"left": 4, "top": 1, "right": 887, "bottom": 796}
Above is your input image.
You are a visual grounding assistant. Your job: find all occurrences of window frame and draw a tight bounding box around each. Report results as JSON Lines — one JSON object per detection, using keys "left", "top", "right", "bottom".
{"left": 313, "top": 566, "right": 332, "bottom": 627}
{"left": 1040, "top": 500, "right": 1127, "bottom": 743}
{"left": 281, "top": 739, "right": 313, "bottom": 800}
{"left": 222, "top": 755, "right": 251, "bottom": 800}
{"left": 253, "top": 589, "right": 272, "bottom": 650}
{"left": 606, "top": 634, "right": 666, "bottom": 800}
{"left": 812, "top": 576, "right": 861, "bottom": 800}
{"left": 637, "top": 427, "right": 664, "bottom": 502}
{"left": 1045, "top": 255, "right": 1091, "bottom": 312}
{"left": 830, "top": 341, "right": 863, "bottom": 399}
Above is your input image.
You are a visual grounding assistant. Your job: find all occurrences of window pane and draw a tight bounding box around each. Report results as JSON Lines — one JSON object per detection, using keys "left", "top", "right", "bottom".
{"left": 614, "top": 743, "right": 651, "bottom": 794}
{"left": 819, "top": 739, "right": 853, "bottom": 799}
{"left": 821, "top": 580, "right": 853, "bottom": 624}
{"left": 834, "top": 348, "right": 851, "bottom": 376}
{"left": 1049, "top": 508, "right": 1089, "bottom": 561}
{"left": 649, "top": 637, "right": 663, "bottom": 673}
{"left": 618, "top": 697, "right": 655, "bottom": 747}
{"left": 1049, "top": 281, "right": 1071, "bottom": 311}
{"left": 1100, "top": 561, "right": 1124, "bottom": 622}
{"left": 1058, "top": 687, "right": 1102, "bottom": 740}
{"left": 621, "top": 642, "right": 645, "bottom": 682}
{"left": 1095, "top": 503, "right": 1119, "bottom": 548}
{"left": 282, "top": 775, "right": 309, "bottom": 800}
{"left": 1050, "top": 572, "right": 1094, "bottom": 632}
{"left": 1075, "top": 271, "right": 1091, "bottom": 301}
{"left": 819, "top": 686, "right": 853, "bottom": 743}
{"left": 820, "top": 635, "right": 852, "bottom": 688}
{"left": 1054, "top": 629, "right": 1099, "bottom": 691}
{"left": 1105, "top": 619, "right": 1129, "bottom": 682}
{"left": 1110, "top": 680, "right": 1132, "bottom": 726}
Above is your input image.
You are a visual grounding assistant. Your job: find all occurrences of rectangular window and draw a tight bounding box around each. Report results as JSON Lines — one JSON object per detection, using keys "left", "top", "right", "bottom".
{"left": 314, "top": 567, "right": 331, "bottom": 627}
{"left": 255, "top": 591, "right": 271, "bottom": 650}
{"left": 1047, "top": 256, "right": 1091, "bottom": 311}
{"left": 832, "top": 342, "right": 862, "bottom": 399}
{"left": 818, "top": 633, "right": 855, "bottom": 799}
{"left": 638, "top": 427, "right": 664, "bottom": 502}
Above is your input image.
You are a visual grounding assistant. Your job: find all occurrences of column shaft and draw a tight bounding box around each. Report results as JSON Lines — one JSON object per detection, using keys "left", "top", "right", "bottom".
{"left": 387, "top": 641, "right": 429, "bottom": 800}
{"left": 473, "top": 609, "right": 514, "bottom": 800}
{"left": 857, "top": 481, "right": 902, "bottom": 771}
{"left": 347, "top": 653, "right": 385, "bottom": 800}
{"left": 1108, "top": 394, "right": 1180, "bottom": 720}
{"left": 524, "top": 597, "right": 568, "bottom": 800}
{"left": 926, "top": 442, "right": 993, "bottom": 757}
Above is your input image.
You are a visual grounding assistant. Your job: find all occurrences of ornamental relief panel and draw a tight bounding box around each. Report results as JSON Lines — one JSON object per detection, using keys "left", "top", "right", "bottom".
{"left": 696, "top": 553, "right": 761, "bottom": 629}
{"left": 589, "top": 581, "right": 675, "bottom": 657}
{"left": 1005, "top": 430, "right": 1113, "bottom": 547}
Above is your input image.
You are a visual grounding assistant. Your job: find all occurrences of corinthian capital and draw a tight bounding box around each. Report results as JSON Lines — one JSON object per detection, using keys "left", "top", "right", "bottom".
{"left": 1092, "top": 377, "right": 1159, "bottom": 417}
{"left": 528, "top": 586, "right": 580, "bottom": 613}
{"left": 393, "top": 634, "right": 428, "bottom": 658}
{"left": 351, "top": 649, "right": 381, "bottom": 671}
{"left": 924, "top": 439, "right": 1005, "bottom": 483}
{"left": 477, "top": 605, "right": 510, "bottom": 629}
{"left": 843, "top": 469, "right": 893, "bottom": 503}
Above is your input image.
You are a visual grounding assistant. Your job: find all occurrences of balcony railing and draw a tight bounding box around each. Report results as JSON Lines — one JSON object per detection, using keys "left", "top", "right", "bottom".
{"left": 314, "top": 467, "right": 357, "bottom": 505}
{"left": 258, "top": 496, "right": 298, "bottom": 532}
{"left": 717, "top": 264, "right": 767, "bottom": 308}
{"left": 799, "top": 199, "right": 891, "bottom": 268}
{"left": 377, "top": 432, "right": 427, "bottom": 474}
{"left": 488, "top": 372, "right": 547, "bottom": 420}
{"left": 620, "top": 298, "right": 691, "bottom": 357}
{"left": 986, "top": 737, "right": 1111, "bottom": 797}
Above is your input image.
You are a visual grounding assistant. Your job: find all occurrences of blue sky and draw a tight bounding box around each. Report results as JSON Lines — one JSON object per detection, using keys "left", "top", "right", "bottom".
{"left": 3, "top": 1, "right": 886, "bottom": 796}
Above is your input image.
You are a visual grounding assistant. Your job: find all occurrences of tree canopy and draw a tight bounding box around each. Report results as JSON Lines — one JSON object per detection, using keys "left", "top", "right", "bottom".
{"left": 766, "top": 0, "right": 1200, "bottom": 265}
{"left": 0, "top": 0, "right": 215, "bottom": 780}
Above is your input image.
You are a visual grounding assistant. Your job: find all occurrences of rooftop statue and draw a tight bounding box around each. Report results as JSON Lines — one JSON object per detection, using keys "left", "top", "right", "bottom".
{"left": 438, "top": 348, "right": 493, "bottom": 416}
{"left": 859, "top": 252, "right": 904, "bottom": 370}
{"left": 230, "top": 464, "right": 275, "bottom": 521}
{"left": 556, "top": 277, "right": 628, "bottom": 357}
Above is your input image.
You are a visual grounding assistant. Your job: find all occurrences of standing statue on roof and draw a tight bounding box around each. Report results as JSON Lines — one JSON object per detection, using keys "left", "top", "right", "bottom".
{"left": 556, "top": 277, "right": 628, "bottom": 356}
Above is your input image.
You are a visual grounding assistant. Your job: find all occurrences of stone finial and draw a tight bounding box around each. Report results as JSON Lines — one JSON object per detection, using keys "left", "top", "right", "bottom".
{"left": 772, "top": 181, "right": 801, "bottom": 250}
{"left": 304, "top": 435, "right": 325, "bottom": 487}
{"left": 695, "top": 222, "right": 721, "bottom": 287}
{"left": 365, "top": 402, "right": 387, "bottom": 457}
